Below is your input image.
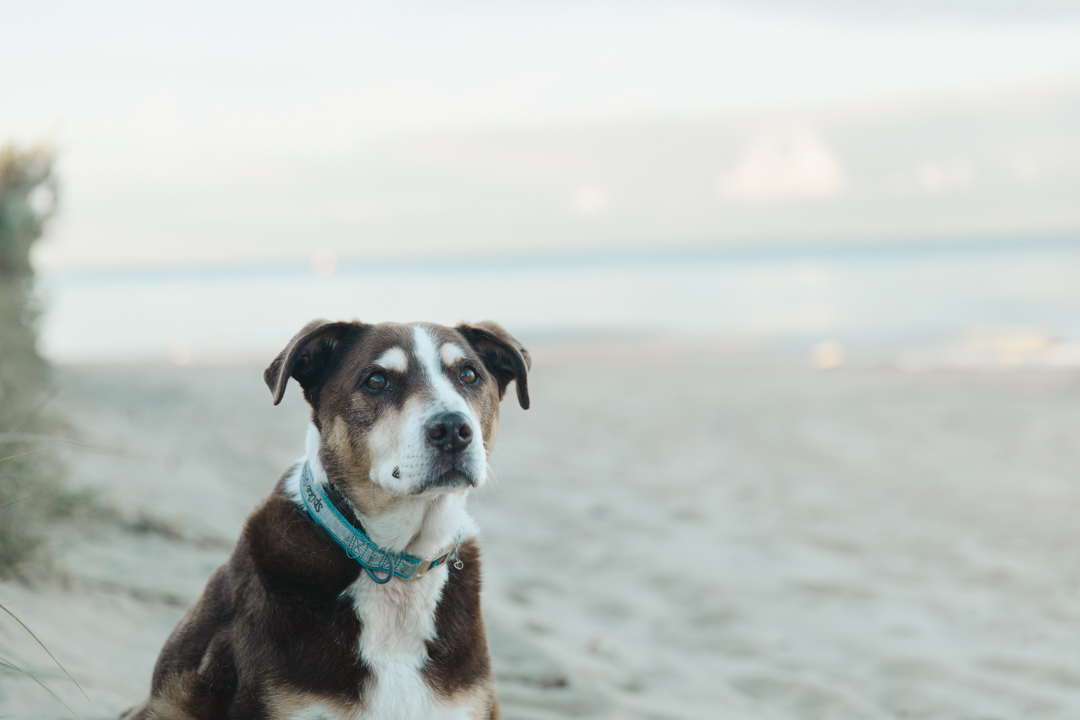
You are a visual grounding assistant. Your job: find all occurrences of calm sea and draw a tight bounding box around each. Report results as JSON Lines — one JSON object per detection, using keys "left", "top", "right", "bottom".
{"left": 36, "top": 239, "right": 1080, "bottom": 366}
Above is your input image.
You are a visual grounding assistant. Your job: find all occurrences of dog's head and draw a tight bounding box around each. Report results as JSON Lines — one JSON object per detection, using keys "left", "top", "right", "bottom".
{"left": 264, "top": 321, "right": 530, "bottom": 510}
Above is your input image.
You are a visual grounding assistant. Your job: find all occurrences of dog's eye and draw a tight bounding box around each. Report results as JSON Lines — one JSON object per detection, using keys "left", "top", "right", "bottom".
{"left": 460, "top": 366, "right": 479, "bottom": 385}
{"left": 365, "top": 373, "right": 388, "bottom": 391}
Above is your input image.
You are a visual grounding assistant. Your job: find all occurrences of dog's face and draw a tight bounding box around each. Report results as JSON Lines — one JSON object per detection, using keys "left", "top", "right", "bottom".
{"left": 264, "top": 320, "right": 530, "bottom": 511}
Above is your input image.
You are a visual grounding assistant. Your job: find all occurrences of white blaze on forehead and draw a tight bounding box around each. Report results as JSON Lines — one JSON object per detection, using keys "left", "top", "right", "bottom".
{"left": 374, "top": 346, "right": 408, "bottom": 373}
{"left": 440, "top": 343, "right": 466, "bottom": 367}
{"left": 412, "top": 326, "right": 468, "bottom": 413}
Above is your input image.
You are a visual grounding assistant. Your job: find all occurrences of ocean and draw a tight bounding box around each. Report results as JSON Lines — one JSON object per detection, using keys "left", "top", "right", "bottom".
{"left": 36, "top": 238, "right": 1080, "bottom": 368}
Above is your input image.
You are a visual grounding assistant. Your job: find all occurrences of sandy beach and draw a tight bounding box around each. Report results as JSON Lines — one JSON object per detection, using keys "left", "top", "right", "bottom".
{"left": 6, "top": 2, "right": 1080, "bottom": 718}
{"left": 3, "top": 341, "right": 1080, "bottom": 719}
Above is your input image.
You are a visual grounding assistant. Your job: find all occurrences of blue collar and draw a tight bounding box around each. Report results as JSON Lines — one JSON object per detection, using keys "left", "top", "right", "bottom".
{"left": 299, "top": 462, "right": 461, "bottom": 584}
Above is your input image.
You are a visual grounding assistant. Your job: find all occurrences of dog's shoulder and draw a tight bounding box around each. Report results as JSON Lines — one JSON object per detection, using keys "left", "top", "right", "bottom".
{"left": 237, "top": 487, "right": 361, "bottom": 597}
{"left": 229, "top": 488, "right": 371, "bottom": 698}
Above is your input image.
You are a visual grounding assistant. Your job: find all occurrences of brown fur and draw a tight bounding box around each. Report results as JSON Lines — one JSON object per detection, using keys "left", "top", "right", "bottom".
{"left": 121, "top": 321, "right": 529, "bottom": 719}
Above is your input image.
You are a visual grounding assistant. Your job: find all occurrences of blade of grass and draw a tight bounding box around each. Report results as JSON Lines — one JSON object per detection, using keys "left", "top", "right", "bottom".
{"left": 0, "top": 433, "right": 143, "bottom": 460}
{"left": 0, "top": 489, "right": 45, "bottom": 508}
{"left": 10, "top": 385, "right": 60, "bottom": 435}
{"left": 0, "top": 602, "right": 88, "bottom": 701}
{"left": 0, "top": 655, "right": 78, "bottom": 718}
{"left": 0, "top": 447, "right": 45, "bottom": 463}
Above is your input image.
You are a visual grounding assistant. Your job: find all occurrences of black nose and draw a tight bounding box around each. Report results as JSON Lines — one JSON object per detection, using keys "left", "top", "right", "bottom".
{"left": 425, "top": 412, "right": 473, "bottom": 453}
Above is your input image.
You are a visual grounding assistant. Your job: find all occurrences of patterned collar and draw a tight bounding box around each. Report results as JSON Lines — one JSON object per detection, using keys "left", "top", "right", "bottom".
{"left": 299, "top": 462, "right": 461, "bottom": 584}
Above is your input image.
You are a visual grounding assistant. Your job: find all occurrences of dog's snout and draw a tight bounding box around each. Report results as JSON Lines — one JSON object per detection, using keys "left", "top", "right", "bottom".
{"left": 425, "top": 412, "right": 473, "bottom": 453}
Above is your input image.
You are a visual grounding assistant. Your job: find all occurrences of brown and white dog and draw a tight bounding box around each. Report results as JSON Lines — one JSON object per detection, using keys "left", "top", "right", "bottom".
{"left": 121, "top": 319, "right": 530, "bottom": 720}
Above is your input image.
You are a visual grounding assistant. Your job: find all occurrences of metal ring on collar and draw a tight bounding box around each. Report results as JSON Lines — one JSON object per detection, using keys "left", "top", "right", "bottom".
{"left": 365, "top": 552, "right": 396, "bottom": 584}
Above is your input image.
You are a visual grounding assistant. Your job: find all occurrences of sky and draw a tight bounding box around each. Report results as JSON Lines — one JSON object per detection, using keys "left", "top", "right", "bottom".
{"left": 3, "top": 0, "right": 1080, "bottom": 269}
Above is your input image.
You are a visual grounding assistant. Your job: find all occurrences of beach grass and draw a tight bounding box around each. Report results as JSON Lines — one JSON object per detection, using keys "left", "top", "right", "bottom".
{"left": 0, "top": 143, "right": 73, "bottom": 575}
{"left": 0, "top": 143, "right": 88, "bottom": 713}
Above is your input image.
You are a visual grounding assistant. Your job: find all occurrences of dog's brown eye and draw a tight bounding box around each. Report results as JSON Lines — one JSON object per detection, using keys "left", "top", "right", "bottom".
{"left": 460, "top": 366, "right": 478, "bottom": 385}
{"left": 365, "top": 373, "right": 388, "bottom": 390}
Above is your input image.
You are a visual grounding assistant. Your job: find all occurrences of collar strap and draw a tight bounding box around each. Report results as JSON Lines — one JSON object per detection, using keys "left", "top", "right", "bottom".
{"left": 300, "top": 462, "right": 461, "bottom": 584}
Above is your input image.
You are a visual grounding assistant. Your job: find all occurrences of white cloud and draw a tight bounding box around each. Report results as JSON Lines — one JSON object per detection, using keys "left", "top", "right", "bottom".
{"left": 884, "top": 157, "right": 977, "bottom": 197}
{"left": 720, "top": 127, "right": 845, "bottom": 201}
{"left": 916, "top": 158, "right": 975, "bottom": 194}
{"left": 573, "top": 185, "right": 607, "bottom": 216}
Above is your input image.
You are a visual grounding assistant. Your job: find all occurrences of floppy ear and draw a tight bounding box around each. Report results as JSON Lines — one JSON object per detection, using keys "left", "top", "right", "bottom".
{"left": 264, "top": 320, "right": 360, "bottom": 406}
{"left": 456, "top": 321, "right": 532, "bottom": 409}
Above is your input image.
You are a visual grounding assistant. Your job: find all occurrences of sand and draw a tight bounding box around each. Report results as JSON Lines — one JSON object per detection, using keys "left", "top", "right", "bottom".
{"left": 3, "top": 342, "right": 1080, "bottom": 719}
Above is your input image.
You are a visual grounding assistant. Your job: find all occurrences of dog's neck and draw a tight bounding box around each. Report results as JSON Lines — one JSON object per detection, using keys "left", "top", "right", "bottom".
{"left": 298, "top": 424, "right": 473, "bottom": 559}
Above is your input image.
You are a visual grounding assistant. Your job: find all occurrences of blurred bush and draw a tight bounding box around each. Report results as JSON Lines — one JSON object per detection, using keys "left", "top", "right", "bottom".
{"left": 0, "top": 144, "right": 70, "bottom": 576}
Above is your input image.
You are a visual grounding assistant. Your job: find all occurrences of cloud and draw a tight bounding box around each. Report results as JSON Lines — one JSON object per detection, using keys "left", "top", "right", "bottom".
{"left": 916, "top": 158, "right": 975, "bottom": 194}
{"left": 720, "top": 127, "right": 845, "bottom": 201}
{"left": 573, "top": 185, "right": 607, "bottom": 216}
{"left": 885, "top": 157, "right": 977, "bottom": 197}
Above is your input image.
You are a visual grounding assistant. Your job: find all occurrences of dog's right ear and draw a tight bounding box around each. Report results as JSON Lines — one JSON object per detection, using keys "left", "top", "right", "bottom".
{"left": 264, "top": 320, "right": 359, "bottom": 406}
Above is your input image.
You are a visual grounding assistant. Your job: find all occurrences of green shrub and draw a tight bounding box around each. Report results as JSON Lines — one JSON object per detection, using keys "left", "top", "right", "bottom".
{"left": 0, "top": 143, "right": 67, "bottom": 576}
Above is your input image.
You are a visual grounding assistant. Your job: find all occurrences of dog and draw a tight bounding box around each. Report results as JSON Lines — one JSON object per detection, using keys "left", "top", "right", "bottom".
{"left": 121, "top": 319, "right": 530, "bottom": 720}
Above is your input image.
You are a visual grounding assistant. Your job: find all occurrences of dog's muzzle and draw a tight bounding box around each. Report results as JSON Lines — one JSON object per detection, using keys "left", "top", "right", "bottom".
{"left": 420, "top": 411, "right": 480, "bottom": 491}
{"left": 425, "top": 411, "right": 473, "bottom": 454}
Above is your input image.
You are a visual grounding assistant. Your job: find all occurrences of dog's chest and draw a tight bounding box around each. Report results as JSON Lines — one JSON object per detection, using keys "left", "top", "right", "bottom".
{"left": 351, "top": 569, "right": 445, "bottom": 717}
{"left": 285, "top": 567, "right": 476, "bottom": 720}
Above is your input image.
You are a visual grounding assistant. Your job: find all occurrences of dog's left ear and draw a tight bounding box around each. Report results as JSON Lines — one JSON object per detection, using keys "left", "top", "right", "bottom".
{"left": 456, "top": 321, "right": 532, "bottom": 409}
{"left": 264, "top": 319, "right": 360, "bottom": 406}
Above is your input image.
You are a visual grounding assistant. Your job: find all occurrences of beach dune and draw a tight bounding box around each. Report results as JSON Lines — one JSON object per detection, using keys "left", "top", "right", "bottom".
{"left": 2, "top": 340, "right": 1079, "bottom": 719}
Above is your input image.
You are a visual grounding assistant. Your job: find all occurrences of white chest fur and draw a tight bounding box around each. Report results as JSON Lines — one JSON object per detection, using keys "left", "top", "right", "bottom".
{"left": 278, "top": 569, "right": 477, "bottom": 720}
{"left": 281, "top": 427, "right": 486, "bottom": 719}
{"left": 348, "top": 569, "right": 467, "bottom": 720}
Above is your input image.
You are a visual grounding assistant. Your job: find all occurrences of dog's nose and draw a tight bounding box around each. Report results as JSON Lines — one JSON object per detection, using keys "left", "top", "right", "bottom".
{"left": 425, "top": 412, "right": 473, "bottom": 453}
